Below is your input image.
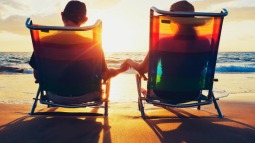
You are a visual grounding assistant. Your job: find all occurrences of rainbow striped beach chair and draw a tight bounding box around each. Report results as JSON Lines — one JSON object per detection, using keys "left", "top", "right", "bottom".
{"left": 26, "top": 18, "right": 110, "bottom": 116}
{"left": 136, "top": 7, "right": 228, "bottom": 119}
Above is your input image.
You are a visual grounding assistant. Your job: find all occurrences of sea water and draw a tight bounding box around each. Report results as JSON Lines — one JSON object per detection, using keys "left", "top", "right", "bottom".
{"left": 0, "top": 52, "right": 255, "bottom": 74}
{"left": 0, "top": 52, "right": 254, "bottom": 104}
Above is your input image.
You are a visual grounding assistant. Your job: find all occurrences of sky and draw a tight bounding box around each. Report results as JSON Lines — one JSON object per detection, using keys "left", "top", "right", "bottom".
{"left": 0, "top": 0, "right": 255, "bottom": 52}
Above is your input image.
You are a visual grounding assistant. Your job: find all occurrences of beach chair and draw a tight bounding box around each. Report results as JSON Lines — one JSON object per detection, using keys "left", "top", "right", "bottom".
{"left": 136, "top": 7, "right": 228, "bottom": 119}
{"left": 26, "top": 18, "right": 110, "bottom": 116}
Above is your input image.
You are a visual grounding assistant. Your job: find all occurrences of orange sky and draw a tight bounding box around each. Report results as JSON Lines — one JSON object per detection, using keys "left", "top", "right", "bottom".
{"left": 0, "top": 0, "right": 255, "bottom": 52}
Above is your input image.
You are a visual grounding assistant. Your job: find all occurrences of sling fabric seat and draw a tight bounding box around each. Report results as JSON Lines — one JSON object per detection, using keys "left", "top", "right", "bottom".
{"left": 136, "top": 7, "right": 228, "bottom": 119}
{"left": 26, "top": 18, "right": 110, "bottom": 116}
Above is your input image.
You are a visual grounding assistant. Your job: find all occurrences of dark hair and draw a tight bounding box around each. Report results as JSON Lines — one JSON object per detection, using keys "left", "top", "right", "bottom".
{"left": 170, "top": 0, "right": 194, "bottom": 12}
{"left": 63, "top": 0, "right": 86, "bottom": 24}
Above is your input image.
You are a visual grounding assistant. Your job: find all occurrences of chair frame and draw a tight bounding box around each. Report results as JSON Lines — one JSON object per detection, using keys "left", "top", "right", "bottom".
{"left": 137, "top": 7, "right": 228, "bottom": 119}
{"left": 26, "top": 18, "right": 110, "bottom": 116}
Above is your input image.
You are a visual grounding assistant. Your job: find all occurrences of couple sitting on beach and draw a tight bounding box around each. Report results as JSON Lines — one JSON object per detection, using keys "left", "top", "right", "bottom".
{"left": 29, "top": 0, "right": 208, "bottom": 104}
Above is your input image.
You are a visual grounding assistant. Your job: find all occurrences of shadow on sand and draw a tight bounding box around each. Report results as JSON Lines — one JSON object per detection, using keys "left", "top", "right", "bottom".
{"left": 0, "top": 107, "right": 111, "bottom": 143}
{"left": 143, "top": 107, "right": 255, "bottom": 143}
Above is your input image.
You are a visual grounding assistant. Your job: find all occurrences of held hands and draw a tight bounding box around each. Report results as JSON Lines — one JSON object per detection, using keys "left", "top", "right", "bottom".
{"left": 120, "top": 60, "right": 130, "bottom": 72}
{"left": 103, "top": 58, "right": 145, "bottom": 81}
{"left": 120, "top": 59, "right": 131, "bottom": 71}
{"left": 121, "top": 59, "right": 141, "bottom": 73}
{"left": 102, "top": 62, "right": 130, "bottom": 81}
{"left": 121, "top": 59, "right": 147, "bottom": 80}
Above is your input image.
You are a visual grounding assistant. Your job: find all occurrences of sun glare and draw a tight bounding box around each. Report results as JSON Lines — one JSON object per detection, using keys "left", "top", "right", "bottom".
{"left": 100, "top": 16, "right": 146, "bottom": 53}
{"left": 102, "top": 18, "right": 127, "bottom": 52}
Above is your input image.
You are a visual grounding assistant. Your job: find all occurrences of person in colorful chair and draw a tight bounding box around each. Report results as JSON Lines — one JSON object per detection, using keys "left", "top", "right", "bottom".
{"left": 122, "top": 0, "right": 210, "bottom": 102}
{"left": 29, "top": 0, "right": 129, "bottom": 104}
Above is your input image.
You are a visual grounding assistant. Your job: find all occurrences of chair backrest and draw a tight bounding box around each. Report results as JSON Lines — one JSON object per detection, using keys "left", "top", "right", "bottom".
{"left": 148, "top": 7, "right": 228, "bottom": 93}
{"left": 26, "top": 18, "right": 103, "bottom": 95}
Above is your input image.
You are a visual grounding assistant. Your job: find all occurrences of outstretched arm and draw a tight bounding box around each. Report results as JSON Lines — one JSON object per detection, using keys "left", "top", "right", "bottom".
{"left": 102, "top": 65, "right": 129, "bottom": 81}
{"left": 122, "top": 53, "right": 149, "bottom": 74}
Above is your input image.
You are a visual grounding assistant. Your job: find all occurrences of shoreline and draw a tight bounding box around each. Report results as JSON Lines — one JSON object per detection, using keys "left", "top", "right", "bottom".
{"left": 1, "top": 73, "right": 255, "bottom": 104}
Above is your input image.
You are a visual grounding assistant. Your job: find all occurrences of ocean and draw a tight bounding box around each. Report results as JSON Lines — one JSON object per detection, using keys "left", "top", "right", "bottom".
{"left": 0, "top": 52, "right": 255, "bottom": 105}
{"left": 0, "top": 52, "right": 255, "bottom": 74}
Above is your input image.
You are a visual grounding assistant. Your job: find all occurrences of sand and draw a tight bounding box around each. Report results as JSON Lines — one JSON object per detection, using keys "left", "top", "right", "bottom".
{"left": 0, "top": 73, "right": 255, "bottom": 143}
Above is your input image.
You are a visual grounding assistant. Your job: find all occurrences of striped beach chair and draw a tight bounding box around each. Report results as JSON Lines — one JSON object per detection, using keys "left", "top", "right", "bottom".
{"left": 26, "top": 18, "right": 110, "bottom": 116}
{"left": 136, "top": 7, "right": 228, "bottom": 119}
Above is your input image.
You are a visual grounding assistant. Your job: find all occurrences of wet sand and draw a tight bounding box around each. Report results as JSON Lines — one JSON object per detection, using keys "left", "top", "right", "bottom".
{"left": 0, "top": 74, "right": 255, "bottom": 143}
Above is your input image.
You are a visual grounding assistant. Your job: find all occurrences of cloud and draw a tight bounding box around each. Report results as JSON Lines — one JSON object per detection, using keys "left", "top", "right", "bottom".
{"left": 88, "top": 0, "right": 121, "bottom": 9}
{"left": 0, "top": 1, "right": 65, "bottom": 35}
{"left": 0, "top": 13, "right": 62, "bottom": 35}
{"left": 225, "top": 6, "right": 255, "bottom": 21}
{"left": 0, "top": 1, "right": 64, "bottom": 19}
{"left": 0, "top": 5, "right": 7, "bottom": 17}
{"left": 239, "top": 35, "right": 255, "bottom": 41}
{"left": 192, "top": 0, "right": 236, "bottom": 10}
{"left": 0, "top": 15, "right": 28, "bottom": 35}
{"left": 0, "top": 0, "right": 28, "bottom": 18}
{"left": 1, "top": 0, "right": 27, "bottom": 10}
{"left": 191, "top": 0, "right": 255, "bottom": 22}
{"left": 0, "top": 0, "right": 254, "bottom": 36}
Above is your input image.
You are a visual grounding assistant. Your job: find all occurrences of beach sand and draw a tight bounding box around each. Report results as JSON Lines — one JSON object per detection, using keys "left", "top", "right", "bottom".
{"left": 0, "top": 73, "right": 255, "bottom": 143}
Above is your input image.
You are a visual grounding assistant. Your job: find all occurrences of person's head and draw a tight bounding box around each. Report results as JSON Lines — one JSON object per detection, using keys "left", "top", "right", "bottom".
{"left": 169, "top": 1, "right": 207, "bottom": 29}
{"left": 169, "top": 1, "right": 198, "bottom": 38}
{"left": 61, "top": 0, "right": 88, "bottom": 26}
{"left": 170, "top": 0, "right": 194, "bottom": 12}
